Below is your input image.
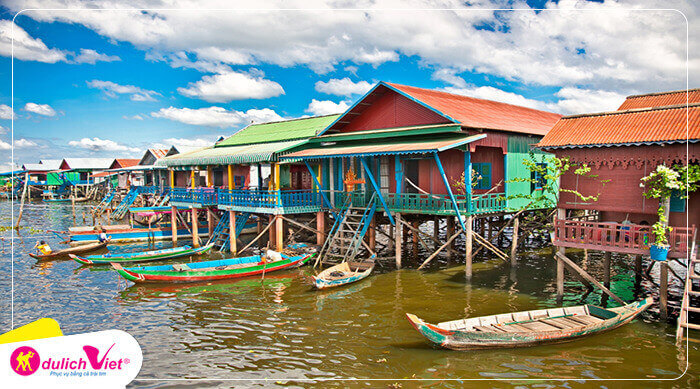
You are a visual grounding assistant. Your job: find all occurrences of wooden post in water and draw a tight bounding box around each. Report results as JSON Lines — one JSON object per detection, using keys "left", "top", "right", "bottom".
{"left": 229, "top": 210, "right": 236, "bottom": 253}
{"left": 191, "top": 208, "right": 200, "bottom": 248}
{"left": 395, "top": 213, "right": 402, "bottom": 269}
{"left": 71, "top": 193, "right": 76, "bottom": 227}
{"left": 660, "top": 261, "right": 668, "bottom": 320}
{"left": 603, "top": 252, "right": 611, "bottom": 288}
{"left": 510, "top": 217, "right": 519, "bottom": 266}
{"left": 412, "top": 221, "right": 419, "bottom": 257}
{"left": 368, "top": 215, "right": 376, "bottom": 251}
{"left": 388, "top": 223, "right": 394, "bottom": 251}
{"left": 634, "top": 254, "right": 643, "bottom": 287}
{"left": 465, "top": 215, "right": 473, "bottom": 280}
{"left": 555, "top": 208, "right": 566, "bottom": 302}
{"left": 207, "top": 208, "right": 215, "bottom": 238}
{"left": 275, "top": 215, "right": 284, "bottom": 251}
{"left": 316, "top": 211, "right": 325, "bottom": 246}
{"left": 433, "top": 216, "right": 440, "bottom": 248}
{"left": 447, "top": 217, "right": 455, "bottom": 256}
{"left": 171, "top": 205, "right": 177, "bottom": 246}
{"left": 268, "top": 215, "right": 275, "bottom": 247}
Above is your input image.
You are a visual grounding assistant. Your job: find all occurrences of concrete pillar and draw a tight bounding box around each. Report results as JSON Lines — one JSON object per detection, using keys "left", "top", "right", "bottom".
{"left": 510, "top": 217, "right": 519, "bottom": 266}
{"left": 229, "top": 210, "right": 237, "bottom": 254}
{"left": 275, "top": 216, "right": 284, "bottom": 251}
{"left": 191, "top": 208, "right": 199, "bottom": 248}
{"left": 316, "top": 211, "right": 325, "bottom": 246}
{"left": 395, "top": 213, "right": 402, "bottom": 269}
{"left": 465, "top": 215, "right": 473, "bottom": 280}
{"left": 170, "top": 205, "right": 178, "bottom": 245}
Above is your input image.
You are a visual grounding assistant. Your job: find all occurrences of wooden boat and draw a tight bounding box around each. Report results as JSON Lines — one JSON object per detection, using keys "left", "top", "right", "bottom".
{"left": 45, "top": 197, "right": 88, "bottom": 203}
{"left": 313, "top": 259, "right": 375, "bottom": 289}
{"left": 69, "top": 244, "right": 213, "bottom": 265}
{"left": 28, "top": 241, "right": 109, "bottom": 260}
{"left": 111, "top": 250, "right": 312, "bottom": 283}
{"left": 68, "top": 224, "right": 210, "bottom": 244}
{"left": 406, "top": 297, "right": 653, "bottom": 350}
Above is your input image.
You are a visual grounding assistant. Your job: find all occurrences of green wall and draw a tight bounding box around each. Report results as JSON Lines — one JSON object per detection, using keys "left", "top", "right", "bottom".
{"left": 505, "top": 135, "right": 556, "bottom": 211}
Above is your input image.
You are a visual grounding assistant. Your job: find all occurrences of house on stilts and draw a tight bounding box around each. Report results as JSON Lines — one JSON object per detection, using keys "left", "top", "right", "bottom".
{"left": 537, "top": 88, "right": 699, "bottom": 341}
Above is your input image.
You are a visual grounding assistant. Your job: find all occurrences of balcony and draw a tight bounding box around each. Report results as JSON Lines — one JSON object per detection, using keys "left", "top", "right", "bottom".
{"left": 342, "top": 191, "right": 506, "bottom": 215}
{"left": 553, "top": 218, "right": 696, "bottom": 259}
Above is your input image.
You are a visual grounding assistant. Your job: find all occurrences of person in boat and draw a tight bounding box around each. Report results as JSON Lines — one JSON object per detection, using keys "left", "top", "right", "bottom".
{"left": 34, "top": 240, "right": 52, "bottom": 255}
{"left": 96, "top": 226, "right": 110, "bottom": 243}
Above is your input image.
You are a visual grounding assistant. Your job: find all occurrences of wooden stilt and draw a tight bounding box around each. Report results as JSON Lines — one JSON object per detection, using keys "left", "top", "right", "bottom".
{"left": 634, "top": 255, "right": 643, "bottom": 287}
{"left": 418, "top": 227, "right": 463, "bottom": 270}
{"left": 191, "top": 208, "right": 200, "bottom": 247}
{"left": 660, "top": 261, "right": 668, "bottom": 320}
{"left": 388, "top": 224, "right": 394, "bottom": 251}
{"left": 207, "top": 208, "right": 215, "bottom": 238}
{"left": 171, "top": 205, "right": 177, "bottom": 245}
{"left": 229, "top": 210, "right": 236, "bottom": 254}
{"left": 395, "top": 213, "right": 402, "bottom": 269}
{"left": 412, "top": 221, "right": 419, "bottom": 257}
{"left": 275, "top": 215, "right": 284, "bottom": 251}
{"left": 316, "top": 211, "right": 325, "bottom": 246}
{"left": 268, "top": 215, "right": 275, "bottom": 247}
{"left": 447, "top": 217, "right": 455, "bottom": 256}
{"left": 433, "top": 216, "right": 439, "bottom": 245}
{"left": 510, "top": 217, "right": 519, "bottom": 266}
{"left": 466, "top": 215, "right": 473, "bottom": 280}
{"left": 369, "top": 215, "right": 376, "bottom": 251}
{"left": 603, "top": 252, "right": 611, "bottom": 287}
{"left": 556, "top": 246, "right": 565, "bottom": 302}
{"left": 555, "top": 252, "right": 625, "bottom": 305}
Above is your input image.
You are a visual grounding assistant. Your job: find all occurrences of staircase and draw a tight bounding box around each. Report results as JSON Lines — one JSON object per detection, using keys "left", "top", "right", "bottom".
{"left": 318, "top": 193, "right": 377, "bottom": 266}
{"left": 677, "top": 242, "right": 700, "bottom": 344}
{"left": 92, "top": 191, "right": 115, "bottom": 217}
{"left": 112, "top": 187, "right": 140, "bottom": 220}
{"left": 206, "top": 211, "right": 251, "bottom": 252}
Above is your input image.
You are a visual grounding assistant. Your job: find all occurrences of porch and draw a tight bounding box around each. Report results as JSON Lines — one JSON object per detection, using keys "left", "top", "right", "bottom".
{"left": 553, "top": 218, "right": 696, "bottom": 258}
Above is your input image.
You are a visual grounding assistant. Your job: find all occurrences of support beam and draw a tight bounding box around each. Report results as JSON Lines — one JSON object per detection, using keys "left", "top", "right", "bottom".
{"left": 229, "top": 210, "right": 237, "bottom": 254}
{"left": 275, "top": 215, "right": 284, "bottom": 251}
{"left": 556, "top": 247, "right": 565, "bottom": 302}
{"left": 191, "top": 208, "right": 199, "bottom": 248}
{"left": 360, "top": 157, "right": 394, "bottom": 225}
{"left": 171, "top": 205, "right": 177, "bottom": 245}
{"left": 368, "top": 215, "right": 376, "bottom": 251}
{"left": 465, "top": 215, "right": 473, "bottom": 280}
{"left": 268, "top": 215, "right": 275, "bottom": 247}
{"left": 660, "top": 261, "right": 668, "bottom": 320}
{"left": 207, "top": 208, "right": 215, "bottom": 238}
{"left": 190, "top": 169, "right": 196, "bottom": 189}
{"left": 433, "top": 152, "right": 465, "bottom": 231}
{"left": 555, "top": 252, "right": 625, "bottom": 305}
{"left": 418, "top": 228, "right": 463, "bottom": 270}
{"left": 316, "top": 211, "right": 325, "bottom": 246}
{"left": 634, "top": 254, "right": 643, "bottom": 287}
{"left": 603, "top": 252, "right": 611, "bottom": 287}
{"left": 510, "top": 217, "right": 519, "bottom": 266}
{"left": 227, "top": 165, "right": 233, "bottom": 190}
{"left": 395, "top": 213, "right": 402, "bottom": 269}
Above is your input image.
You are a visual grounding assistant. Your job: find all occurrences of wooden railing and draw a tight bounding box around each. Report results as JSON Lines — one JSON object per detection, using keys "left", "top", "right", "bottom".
{"left": 553, "top": 219, "right": 696, "bottom": 258}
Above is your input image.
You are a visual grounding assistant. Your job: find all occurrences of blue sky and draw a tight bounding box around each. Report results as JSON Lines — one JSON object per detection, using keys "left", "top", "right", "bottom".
{"left": 0, "top": 0, "right": 696, "bottom": 170}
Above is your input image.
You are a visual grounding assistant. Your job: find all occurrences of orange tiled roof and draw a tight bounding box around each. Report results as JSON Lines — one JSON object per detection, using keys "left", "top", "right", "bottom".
{"left": 618, "top": 89, "right": 700, "bottom": 110}
{"left": 386, "top": 82, "right": 562, "bottom": 136}
{"left": 537, "top": 104, "right": 700, "bottom": 148}
{"left": 114, "top": 159, "right": 140, "bottom": 168}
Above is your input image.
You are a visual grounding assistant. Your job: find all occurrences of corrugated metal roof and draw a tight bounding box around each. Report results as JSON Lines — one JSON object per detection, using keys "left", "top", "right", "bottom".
{"left": 22, "top": 163, "right": 51, "bottom": 172}
{"left": 158, "top": 140, "right": 307, "bottom": 167}
{"left": 283, "top": 134, "right": 485, "bottom": 160}
{"left": 113, "top": 159, "right": 140, "bottom": 168}
{"left": 39, "top": 159, "right": 62, "bottom": 170}
{"left": 149, "top": 148, "right": 169, "bottom": 159}
{"left": 61, "top": 158, "right": 114, "bottom": 170}
{"left": 618, "top": 88, "right": 700, "bottom": 110}
{"left": 538, "top": 104, "right": 700, "bottom": 148}
{"left": 217, "top": 114, "right": 340, "bottom": 147}
{"left": 385, "top": 82, "right": 562, "bottom": 136}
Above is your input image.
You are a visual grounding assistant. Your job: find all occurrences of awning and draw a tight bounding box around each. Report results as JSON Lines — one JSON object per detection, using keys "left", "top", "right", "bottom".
{"left": 281, "top": 134, "right": 486, "bottom": 161}
{"left": 157, "top": 139, "right": 307, "bottom": 167}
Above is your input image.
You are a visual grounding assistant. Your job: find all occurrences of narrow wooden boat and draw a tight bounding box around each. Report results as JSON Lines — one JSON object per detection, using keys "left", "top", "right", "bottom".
{"left": 45, "top": 197, "right": 88, "bottom": 203}
{"left": 111, "top": 250, "right": 312, "bottom": 283}
{"left": 69, "top": 244, "right": 213, "bottom": 265}
{"left": 406, "top": 297, "right": 653, "bottom": 350}
{"left": 28, "top": 241, "right": 109, "bottom": 260}
{"left": 313, "top": 259, "right": 375, "bottom": 289}
{"left": 68, "top": 224, "right": 210, "bottom": 243}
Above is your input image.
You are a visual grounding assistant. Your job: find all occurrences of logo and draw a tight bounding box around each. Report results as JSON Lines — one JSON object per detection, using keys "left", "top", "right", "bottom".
{"left": 83, "top": 343, "right": 122, "bottom": 370}
{"left": 10, "top": 346, "right": 40, "bottom": 376}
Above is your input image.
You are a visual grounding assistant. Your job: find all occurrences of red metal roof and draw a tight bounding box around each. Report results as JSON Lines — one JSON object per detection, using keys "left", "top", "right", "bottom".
{"left": 618, "top": 89, "right": 700, "bottom": 110}
{"left": 385, "top": 82, "right": 562, "bottom": 136}
{"left": 112, "top": 159, "right": 140, "bottom": 168}
{"left": 537, "top": 104, "right": 700, "bottom": 148}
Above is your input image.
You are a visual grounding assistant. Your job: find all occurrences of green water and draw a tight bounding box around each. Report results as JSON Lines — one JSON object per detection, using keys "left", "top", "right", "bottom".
{"left": 1, "top": 202, "right": 698, "bottom": 388}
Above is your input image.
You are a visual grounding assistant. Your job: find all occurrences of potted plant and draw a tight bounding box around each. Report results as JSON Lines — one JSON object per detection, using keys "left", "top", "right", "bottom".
{"left": 640, "top": 165, "right": 682, "bottom": 261}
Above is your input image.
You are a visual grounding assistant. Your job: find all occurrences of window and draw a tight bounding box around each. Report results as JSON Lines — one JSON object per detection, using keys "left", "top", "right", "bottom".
{"left": 472, "top": 163, "right": 491, "bottom": 190}
{"left": 233, "top": 175, "right": 245, "bottom": 189}
{"left": 670, "top": 190, "right": 686, "bottom": 212}
{"left": 531, "top": 163, "right": 547, "bottom": 191}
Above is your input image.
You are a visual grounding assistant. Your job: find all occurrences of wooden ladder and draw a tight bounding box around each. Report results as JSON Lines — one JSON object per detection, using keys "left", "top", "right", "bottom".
{"left": 677, "top": 231, "right": 699, "bottom": 344}
{"left": 320, "top": 193, "right": 376, "bottom": 266}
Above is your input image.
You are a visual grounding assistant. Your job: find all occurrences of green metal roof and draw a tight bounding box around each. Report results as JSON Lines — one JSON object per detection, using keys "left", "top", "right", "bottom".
{"left": 310, "top": 123, "right": 462, "bottom": 143}
{"left": 157, "top": 140, "right": 307, "bottom": 167}
{"left": 216, "top": 114, "right": 340, "bottom": 147}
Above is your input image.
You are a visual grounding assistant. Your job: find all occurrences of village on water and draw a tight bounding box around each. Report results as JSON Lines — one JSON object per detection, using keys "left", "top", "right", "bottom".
{"left": 5, "top": 81, "right": 699, "bottom": 348}
{"left": 3, "top": 2, "right": 700, "bottom": 384}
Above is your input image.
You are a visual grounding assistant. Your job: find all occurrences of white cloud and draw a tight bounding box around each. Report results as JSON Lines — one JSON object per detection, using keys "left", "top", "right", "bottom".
{"left": 0, "top": 104, "right": 13, "bottom": 119}
{"left": 6, "top": 0, "right": 695, "bottom": 93}
{"left": 14, "top": 138, "right": 38, "bottom": 148}
{"left": 0, "top": 20, "right": 67, "bottom": 63}
{"left": 71, "top": 48, "right": 120, "bottom": 64}
{"left": 24, "top": 103, "right": 56, "bottom": 117}
{"left": 432, "top": 68, "right": 468, "bottom": 88}
{"left": 68, "top": 137, "right": 140, "bottom": 152}
{"left": 122, "top": 114, "right": 144, "bottom": 120}
{"left": 145, "top": 50, "right": 233, "bottom": 73}
{"left": 0, "top": 125, "right": 7, "bottom": 134}
{"left": 178, "top": 69, "right": 285, "bottom": 103}
{"left": 305, "top": 99, "right": 350, "bottom": 116}
{"left": 315, "top": 78, "right": 372, "bottom": 97}
{"left": 87, "top": 80, "right": 160, "bottom": 101}
{"left": 153, "top": 137, "right": 215, "bottom": 152}
{"left": 151, "top": 106, "right": 283, "bottom": 128}
{"left": 0, "top": 139, "right": 10, "bottom": 150}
